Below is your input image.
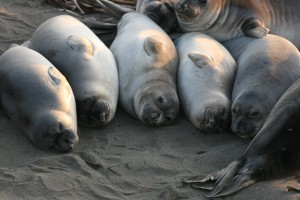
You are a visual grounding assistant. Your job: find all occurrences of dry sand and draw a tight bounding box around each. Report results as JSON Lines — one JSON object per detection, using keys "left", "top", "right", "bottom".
{"left": 0, "top": 0, "right": 300, "bottom": 199}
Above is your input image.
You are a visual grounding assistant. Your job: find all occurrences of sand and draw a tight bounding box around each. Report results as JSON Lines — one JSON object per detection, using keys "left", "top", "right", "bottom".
{"left": 0, "top": 0, "right": 300, "bottom": 199}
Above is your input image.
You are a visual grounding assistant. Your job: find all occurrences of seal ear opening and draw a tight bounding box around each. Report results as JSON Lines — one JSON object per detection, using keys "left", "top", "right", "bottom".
{"left": 67, "top": 35, "right": 95, "bottom": 58}
{"left": 188, "top": 52, "right": 215, "bottom": 69}
{"left": 144, "top": 36, "right": 165, "bottom": 56}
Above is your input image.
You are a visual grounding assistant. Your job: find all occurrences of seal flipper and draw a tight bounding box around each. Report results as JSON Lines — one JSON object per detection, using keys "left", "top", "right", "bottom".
{"left": 241, "top": 18, "right": 269, "bottom": 38}
{"left": 188, "top": 52, "right": 215, "bottom": 69}
{"left": 67, "top": 35, "right": 95, "bottom": 59}
{"left": 144, "top": 36, "right": 166, "bottom": 56}
{"left": 183, "top": 157, "right": 257, "bottom": 198}
{"left": 97, "top": 0, "right": 134, "bottom": 19}
{"left": 48, "top": 67, "right": 62, "bottom": 85}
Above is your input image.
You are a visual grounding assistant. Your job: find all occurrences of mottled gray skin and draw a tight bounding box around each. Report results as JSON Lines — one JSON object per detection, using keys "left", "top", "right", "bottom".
{"left": 110, "top": 12, "right": 179, "bottom": 126}
{"left": 175, "top": 0, "right": 300, "bottom": 48}
{"left": 0, "top": 46, "right": 78, "bottom": 152}
{"left": 183, "top": 78, "right": 300, "bottom": 198}
{"left": 176, "top": 32, "right": 236, "bottom": 133}
{"left": 25, "top": 15, "right": 118, "bottom": 127}
{"left": 223, "top": 34, "right": 300, "bottom": 138}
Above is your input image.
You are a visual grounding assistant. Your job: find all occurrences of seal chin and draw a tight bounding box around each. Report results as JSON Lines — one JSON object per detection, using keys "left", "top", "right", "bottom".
{"left": 234, "top": 130, "right": 257, "bottom": 139}
{"left": 77, "top": 98, "right": 111, "bottom": 127}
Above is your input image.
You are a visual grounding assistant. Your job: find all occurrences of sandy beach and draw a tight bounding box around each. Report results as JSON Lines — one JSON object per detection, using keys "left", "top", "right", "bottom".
{"left": 1, "top": 0, "right": 300, "bottom": 199}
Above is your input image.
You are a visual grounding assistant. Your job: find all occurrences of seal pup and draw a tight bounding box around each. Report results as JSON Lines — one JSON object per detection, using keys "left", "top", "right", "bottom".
{"left": 97, "top": 0, "right": 178, "bottom": 34}
{"left": 24, "top": 15, "right": 119, "bottom": 127}
{"left": 183, "top": 78, "right": 300, "bottom": 198}
{"left": 110, "top": 12, "right": 179, "bottom": 126}
{"left": 223, "top": 34, "right": 300, "bottom": 138}
{"left": 175, "top": 0, "right": 300, "bottom": 48}
{"left": 176, "top": 32, "right": 236, "bottom": 133}
{"left": 0, "top": 46, "right": 78, "bottom": 152}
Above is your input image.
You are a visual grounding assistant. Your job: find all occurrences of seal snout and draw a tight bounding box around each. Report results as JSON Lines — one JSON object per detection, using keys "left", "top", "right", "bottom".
{"left": 201, "top": 107, "right": 224, "bottom": 133}
{"left": 56, "top": 130, "right": 79, "bottom": 152}
{"left": 175, "top": 0, "right": 199, "bottom": 18}
{"left": 91, "top": 99, "right": 111, "bottom": 123}
{"left": 77, "top": 98, "right": 111, "bottom": 127}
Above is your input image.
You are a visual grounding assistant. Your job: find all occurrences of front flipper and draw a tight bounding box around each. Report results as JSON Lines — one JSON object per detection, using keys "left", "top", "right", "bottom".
{"left": 241, "top": 18, "right": 269, "bottom": 38}
{"left": 183, "top": 156, "right": 265, "bottom": 198}
{"left": 97, "top": 0, "right": 134, "bottom": 19}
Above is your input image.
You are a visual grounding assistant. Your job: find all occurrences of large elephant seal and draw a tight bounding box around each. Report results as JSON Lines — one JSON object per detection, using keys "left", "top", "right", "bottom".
{"left": 176, "top": 32, "right": 236, "bottom": 133}
{"left": 223, "top": 34, "right": 300, "bottom": 139}
{"left": 97, "top": 0, "right": 178, "bottom": 33}
{"left": 175, "top": 0, "right": 300, "bottom": 48}
{"left": 25, "top": 15, "right": 118, "bottom": 127}
{"left": 110, "top": 12, "right": 179, "bottom": 126}
{"left": 0, "top": 46, "right": 78, "bottom": 152}
{"left": 183, "top": 78, "right": 300, "bottom": 198}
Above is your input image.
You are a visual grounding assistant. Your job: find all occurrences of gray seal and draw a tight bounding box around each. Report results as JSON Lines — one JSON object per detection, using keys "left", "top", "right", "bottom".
{"left": 182, "top": 78, "right": 300, "bottom": 198}
{"left": 175, "top": 0, "right": 300, "bottom": 48}
{"left": 176, "top": 32, "right": 236, "bottom": 133}
{"left": 97, "top": 0, "right": 178, "bottom": 33}
{"left": 0, "top": 46, "right": 78, "bottom": 152}
{"left": 25, "top": 15, "right": 119, "bottom": 127}
{"left": 224, "top": 34, "right": 300, "bottom": 138}
{"left": 110, "top": 12, "right": 179, "bottom": 126}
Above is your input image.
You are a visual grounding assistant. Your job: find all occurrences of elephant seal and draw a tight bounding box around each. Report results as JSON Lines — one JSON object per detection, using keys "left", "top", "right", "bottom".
{"left": 223, "top": 34, "right": 300, "bottom": 138}
{"left": 0, "top": 46, "right": 78, "bottom": 152}
{"left": 110, "top": 12, "right": 179, "bottom": 126}
{"left": 183, "top": 78, "right": 300, "bottom": 198}
{"left": 24, "top": 15, "right": 119, "bottom": 127}
{"left": 97, "top": 0, "right": 178, "bottom": 33}
{"left": 175, "top": 0, "right": 300, "bottom": 48}
{"left": 176, "top": 32, "right": 236, "bottom": 133}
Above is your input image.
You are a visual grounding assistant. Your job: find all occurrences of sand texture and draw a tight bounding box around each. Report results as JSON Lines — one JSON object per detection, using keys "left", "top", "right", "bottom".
{"left": 0, "top": 0, "right": 300, "bottom": 199}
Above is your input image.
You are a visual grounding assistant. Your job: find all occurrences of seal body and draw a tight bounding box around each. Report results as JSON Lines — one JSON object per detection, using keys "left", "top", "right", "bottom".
{"left": 175, "top": 0, "right": 300, "bottom": 48}
{"left": 224, "top": 34, "right": 300, "bottom": 138}
{"left": 110, "top": 12, "right": 179, "bottom": 126}
{"left": 26, "top": 15, "right": 119, "bottom": 127}
{"left": 0, "top": 46, "right": 78, "bottom": 152}
{"left": 183, "top": 78, "right": 300, "bottom": 198}
{"left": 176, "top": 32, "right": 236, "bottom": 133}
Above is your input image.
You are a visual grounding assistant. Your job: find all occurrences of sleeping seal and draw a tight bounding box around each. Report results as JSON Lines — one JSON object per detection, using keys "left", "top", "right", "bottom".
{"left": 110, "top": 12, "right": 179, "bottom": 126}
{"left": 25, "top": 15, "right": 118, "bottom": 127}
{"left": 97, "top": 0, "right": 178, "bottom": 33}
{"left": 176, "top": 32, "right": 236, "bottom": 133}
{"left": 0, "top": 46, "right": 78, "bottom": 152}
{"left": 182, "top": 78, "right": 300, "bottom": 198}
{"left": 175, "top": 0, "right": 300, "bottom": 48}
{"left": 223, "top": 34, "right": 300, "bottom": 139}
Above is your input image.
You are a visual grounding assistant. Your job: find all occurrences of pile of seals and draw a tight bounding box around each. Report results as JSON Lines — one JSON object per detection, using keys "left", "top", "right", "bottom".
{"left": 1, "top": 0, "right": 300, "bottom": 197}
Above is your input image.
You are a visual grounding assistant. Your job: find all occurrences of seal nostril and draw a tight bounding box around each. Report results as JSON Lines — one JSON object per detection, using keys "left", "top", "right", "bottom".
{"left": 166, "top": 116, "right": 172, "bottom": 121}
{"left": 157, "top": 96, "right": 164, "bottom": 105}
{"left": 151, "top": 112, "right": 160, "bottom": 120}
